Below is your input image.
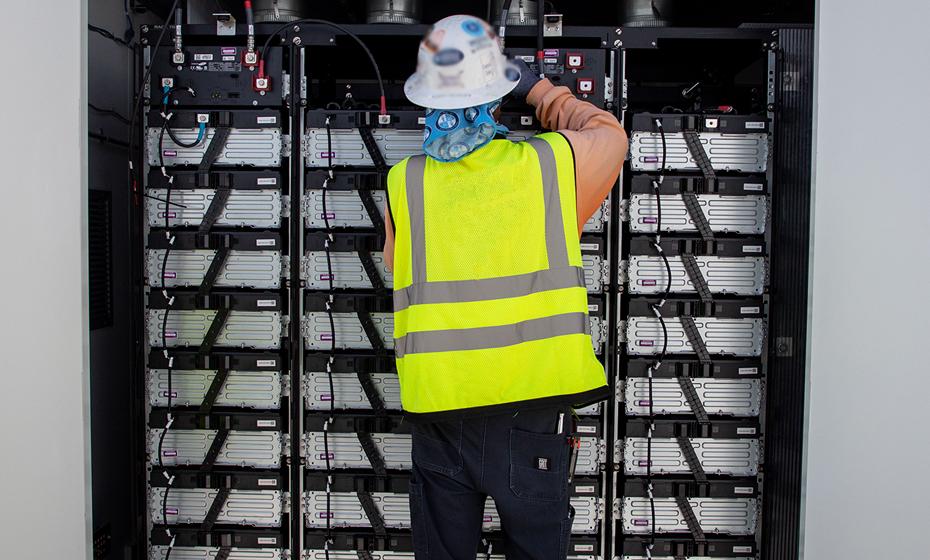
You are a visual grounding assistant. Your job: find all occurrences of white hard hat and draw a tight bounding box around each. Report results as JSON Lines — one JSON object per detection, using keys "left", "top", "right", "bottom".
{"left": 404, "top": 15, "right": 521, "bottom": 110}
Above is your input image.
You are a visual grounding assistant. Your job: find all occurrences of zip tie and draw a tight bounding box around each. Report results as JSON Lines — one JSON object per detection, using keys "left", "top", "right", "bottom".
{"left": 647, "top": 482, "right": 654, "bottom": 499}
{"left": 328, "top": 169, "right": 334, "bottom": 180}
{"left": 162, "top": 349, "right": 170, "bottom": 358}
{"left": 325, "top": 116, "right": 331, "bottom": 126}
{"left": 168, "top": 357, "right": 174, "bottom": 368}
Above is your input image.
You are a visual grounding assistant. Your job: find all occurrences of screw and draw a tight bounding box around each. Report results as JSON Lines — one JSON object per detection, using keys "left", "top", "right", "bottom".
{"left": 293, "top": 25, "right": 301, "bottom": 32}
{"left": 615, "top": 28, "right": 622, "bottom": 35}
{"left": 771, "top": 41, "right": 778, "bottom": 49}
{"left": 329, "top": 37, "right": 335, "bottom": 43}
{"left": 613, "top": 40, "right": 622, "bottom": 48}
{"left": 771, "top": 30, "right": 779, "bottom": 36}
{"left": 293, "top": 37, "right": 302, "bottom": 46}
{"left": 253, "top": 100, "right": 259, "bottom": 105}
{"left": 651, "top": 41, "right": 656, "bottom": 47}
{"left": 141, "top": 38, "right": 148, "bottom": 45}
{"left": 141, "top": 25, "right": 149, "bottom": 33}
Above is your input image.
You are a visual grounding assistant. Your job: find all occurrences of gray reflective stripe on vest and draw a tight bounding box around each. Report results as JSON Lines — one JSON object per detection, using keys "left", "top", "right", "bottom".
{"left": 405, "top": 155, "right": 428, "bottom": 284}
{"left": 404, "top": 138, "right": 569, "bottom": 284}
{"left": 393, "top": 266, "right": 585, "bottom": 312}
{"left": 394, "top": 312, "right": 588, "bottom": 359}
{"left": 526, "top": 137, "right": 570, "bottom": 269}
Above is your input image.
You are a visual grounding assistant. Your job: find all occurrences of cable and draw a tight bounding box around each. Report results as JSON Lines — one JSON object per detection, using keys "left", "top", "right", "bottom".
{"left": 128, "top": 0, "right": 183, "bottom": 195}
{"left": 89, "top": 103, "right": 131, "bottom": 125}
{"left": 645, "top": 117, "right": 671, "bottom": 556}
{"left": 320, "top": 117, "right": 339, "bottom": 560}
{"left": 536, "top": 0, "right": 545, "bottom": 78}
{"left": 498, "top": 0, "right": 514, "bottom": 46}
{"left": 88, "top": 23, "right": 132, "bottom": 49}
{"left": 257, "top": 18, "right": 386, "bottom": 114}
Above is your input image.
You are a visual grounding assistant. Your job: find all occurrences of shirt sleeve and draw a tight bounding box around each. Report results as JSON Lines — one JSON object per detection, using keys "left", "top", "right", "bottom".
{"left": 526, "top": 79, "right": 628, "bottom": 234}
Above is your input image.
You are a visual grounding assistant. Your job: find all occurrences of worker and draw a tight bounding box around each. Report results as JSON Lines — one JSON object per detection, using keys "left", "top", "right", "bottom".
{"left": 382, "top": 15, "right": 627, "bottom": 560}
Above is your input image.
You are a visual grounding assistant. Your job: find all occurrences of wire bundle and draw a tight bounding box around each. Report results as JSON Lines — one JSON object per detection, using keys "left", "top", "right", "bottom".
{"left": 644, "top": 118, "right": 671, "bottom": 557}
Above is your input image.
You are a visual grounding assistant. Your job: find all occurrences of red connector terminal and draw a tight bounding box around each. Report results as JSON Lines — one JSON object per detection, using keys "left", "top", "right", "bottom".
{"left": 253, "top": 61, "right": 271, "bottom": 93}
{"left": 243, "top": 50, "right": 259, "bottom": 67}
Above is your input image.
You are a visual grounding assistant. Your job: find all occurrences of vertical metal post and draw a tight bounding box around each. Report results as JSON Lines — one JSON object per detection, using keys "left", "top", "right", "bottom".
{"left": 288, "top": 42, "right": 306, "bottom": 560}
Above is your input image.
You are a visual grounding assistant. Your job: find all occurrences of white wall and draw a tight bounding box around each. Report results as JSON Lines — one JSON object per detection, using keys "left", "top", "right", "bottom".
{"left": 0, "top": 2, "right": 91, "bottom": 560}
{"left": 804, "top": 1, "right": 930, "bottom": 558}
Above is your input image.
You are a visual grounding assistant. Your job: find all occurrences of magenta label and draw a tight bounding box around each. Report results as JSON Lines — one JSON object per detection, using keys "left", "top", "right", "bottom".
{"left": 320, "top": 394, "right": 333, "bottom": 401}
{"left": 165, "top": 331, "right": 177, "bottom": 339}
{"left": 319, "top": 274, "right": 333, "bottom": 281}
{"left": 163, "top": 272, "right": 177, "bottom": 279}
{"left": 544, "top": 49, "right": 559, "bottom": 56}
{"left": 633, "top": 519, "right": 649, "bottom": 526}
{"left": 483, "top": 515, "right": 493, "bottom": 523}
{"left": 643, "top": 217, "right": 657, "bottom": 224}
{"left": 637, "top": 460, "right": 652, "bottom": 466}
{"left": 636, "top": 400, "right": 651, "bottom": 406}
{"left": 163, "top": 150, "right": 178, "bottom": 157}
{"left": 321, "top": 212, "right": 336, "bottom": 219}
{"left": 319, "top": 453, "right": 334, "bottom": 460}
{"left": 318, "top": 512, "right": 334, "bottom": 519}
{"left": 221, "top": 47, "right": 237, "bottom": 55}
{"left": 166, "top": 507, "right": 178, "bottom": 515}
{"left": 162, "top": 391, "right": 178, "bottom": 398}
{"left": 641, "top": 279, "right": 656, "bottom": 286}
{"left": 162, "top": 450, "right": 177, "bottom": 457}
{"left": 643, "top": 156, "right": 658, "bottom": 163}
{"left": 638, "top": 340, "right": 655, "bottom": 347}
{"left": 321, "top": 333, "right": 334, "bottom": 341}
{"left": 319, "top": 152, "right": 335, "bottom": 159}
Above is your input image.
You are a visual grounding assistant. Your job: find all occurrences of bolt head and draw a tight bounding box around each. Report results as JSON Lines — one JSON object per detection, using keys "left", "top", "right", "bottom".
{"left": 613, "top": 39, "right": 622, "bottom": 48}
{"left": 293, "top": 37, "right": 302, "bottom": 45}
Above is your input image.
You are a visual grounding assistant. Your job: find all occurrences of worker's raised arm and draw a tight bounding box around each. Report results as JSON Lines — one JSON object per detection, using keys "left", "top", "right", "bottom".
{"left": 527, "top": 79, "right": 628, "bottom": 233}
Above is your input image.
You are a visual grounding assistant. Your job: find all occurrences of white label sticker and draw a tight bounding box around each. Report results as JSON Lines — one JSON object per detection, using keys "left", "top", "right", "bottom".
{"left": 579, "top": 243, "right": 600, "bottom": 252}
{"left": 734, "top": 486, "right": 754, "bottom": 495}
{"left": 574, "top": 544, "right": 595, "bottom": 552}
{"left": 193, "top": 53, "right": 214, "bottom": 61}
{"left": 258, "top": 478, "right": 277, "bottom": 487}
{"left": 417, "top": 117, "right": 426, "bottom": 124}
{"left": 256, "top": 116, "right": 277, "bottom": 124}
{"left": 576, "top": 425, "right": 597, "bottom": 434}
{"left": 737, "top": 427, "right": 757, "bottom": 435}
{"left": 257, "top": 538, "right": 277, "bottom": 545}
{"left": 256, "top": 177, "right": 278, "bottom": 185}
{"left": 575, "top": 485, "right": 595, "bottom": 494}
{"left": 588, "top": 304, "right": 599, "bottom": 313}
{"left": 256, "top": 419, "right": 277, "bottom": 428}
{"left": 222, "top": 55, "right": 236, "bottom": 61}
{"left": 256, "top": 299, "right": 277, "bottom": 308}
{"left": 544, "top": 57, "right": 558, "bottom": 64}
{"left": 740, "top": 306, "right": 760, "bottom": 315}
{"left": 745, "top": 121, "right": 766, "bottom": 129}
{"left": 744, "top": 182, "right": 764, "bottom": 191}
{"left": 738, "top": 367, "right": 759, "bottom": 375}
{"left": 256, "top": 239, "right": 276, "bottom": 247}
{"left": 734, "top": 546, "right": 753, "bottom": 553}
{"left": 256, "top": 359, "right": 277, "bottom": 367}
{"left": 743, "top": 245, "right": 763, "bottom": 253}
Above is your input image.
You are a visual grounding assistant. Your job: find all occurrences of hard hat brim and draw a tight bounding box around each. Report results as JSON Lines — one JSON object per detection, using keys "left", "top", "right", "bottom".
{"left": 403, "top": 63, "right": 521, "bottom": 110}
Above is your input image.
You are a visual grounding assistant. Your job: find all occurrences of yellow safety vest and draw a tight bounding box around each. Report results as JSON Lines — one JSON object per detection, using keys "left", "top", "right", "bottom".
{"left": 387, "top": 132, "right": 608, "bottom": 419}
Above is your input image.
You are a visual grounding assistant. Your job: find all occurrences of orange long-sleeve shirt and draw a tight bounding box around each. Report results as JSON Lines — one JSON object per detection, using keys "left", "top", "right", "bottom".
{"left": 383, "top": 79, "right": 628, "bottom": 268}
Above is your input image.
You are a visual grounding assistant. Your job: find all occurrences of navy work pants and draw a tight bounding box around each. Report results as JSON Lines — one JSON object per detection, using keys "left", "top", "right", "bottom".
{"left": 409, "top": 406, "right": 576, "bottom": 560}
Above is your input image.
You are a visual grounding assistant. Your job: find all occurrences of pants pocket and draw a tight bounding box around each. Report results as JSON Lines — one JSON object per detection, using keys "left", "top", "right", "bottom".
{"left": 409, "top": 477, "right": 429, "bottom": 559}
{"left": 411, "top": 421, "right": 464, "bottom": 477}
{"left": 509, "top": 428, "right": 569, "bottom": 502}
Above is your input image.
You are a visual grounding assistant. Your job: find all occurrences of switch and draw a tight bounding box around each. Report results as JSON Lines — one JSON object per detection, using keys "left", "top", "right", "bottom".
{"left": 566, "top": 53, "right": 584, "bottom": 69}
{"left": 576, "top": 79, "right": 594, "bottom": 94}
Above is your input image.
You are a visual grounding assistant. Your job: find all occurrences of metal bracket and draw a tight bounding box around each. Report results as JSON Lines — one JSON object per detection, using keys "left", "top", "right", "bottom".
{"left": 680, "top": 316, "right": 711, "bottom": 364}
{"left": 197, "top": 307, "right": 230, "bottom": 360}
{"left": 676, "top": 375, "right": 710, "bottom": 424}
{"left": 682, "top": 130, "right": 717, "bottom": 181}
{"left": 675, "top": 496, "right": 706, "bottom": 543}
{"left": 681, "top": 254, "right": 713, "bottom": 302}
{"left": 357, "top": 490, "right": 387, "bottom": 536}
{"left": 676, "top": 436, "right": 708, "bottom": 483}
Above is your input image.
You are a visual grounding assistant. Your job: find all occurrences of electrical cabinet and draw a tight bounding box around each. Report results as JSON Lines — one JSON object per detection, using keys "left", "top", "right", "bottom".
{"left": 121, "top": 12, "right": 812, "bottom": 560}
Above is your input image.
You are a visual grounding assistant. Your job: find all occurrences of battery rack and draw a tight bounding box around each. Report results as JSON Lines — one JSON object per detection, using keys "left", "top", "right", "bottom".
{"left": 130, "top": 13, "right": 813, "bottom": 560}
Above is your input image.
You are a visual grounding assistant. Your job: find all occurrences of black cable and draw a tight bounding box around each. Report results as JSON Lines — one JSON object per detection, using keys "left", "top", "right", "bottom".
{"left": 128, "top": 0, "right": 183, "bottom": 192}
{"left": 161, "top": 87, "right": 204, "bottom": 148}
{"left": 258, "top": 19, "right": 386, "bottom": 106}
{"left": 89, "top": 103, "right": 131, "bottom": 125}
{"left": 321, "top": 117, "right": 338, "bottom": 559}
{"left": 88, "top": 23, "right": 132, "bottom": 49}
